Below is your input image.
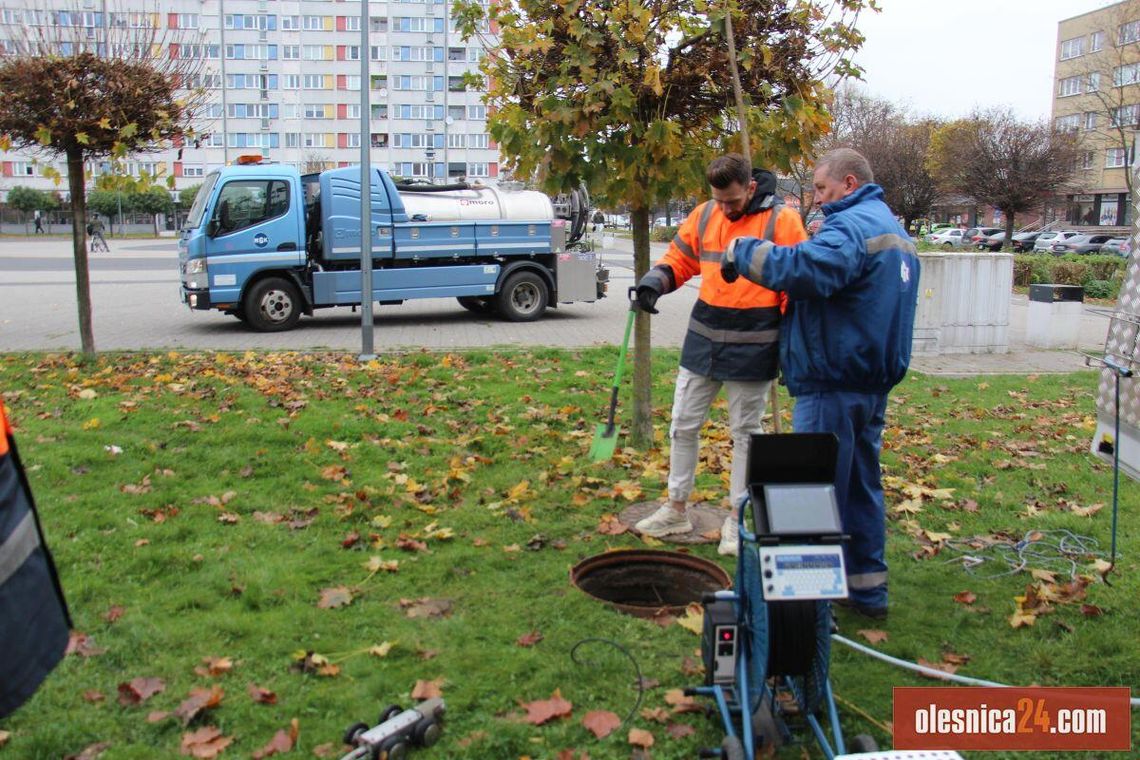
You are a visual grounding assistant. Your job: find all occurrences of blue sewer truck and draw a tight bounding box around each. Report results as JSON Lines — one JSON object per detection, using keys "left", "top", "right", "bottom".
{"left": 179, "top": 156, "right": 606, "bottom": 331}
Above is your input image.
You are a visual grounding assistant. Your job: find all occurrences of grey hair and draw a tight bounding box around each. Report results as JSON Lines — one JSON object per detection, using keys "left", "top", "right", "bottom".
{"left": 817, "top": 148, "right": 874, "bottom": 185}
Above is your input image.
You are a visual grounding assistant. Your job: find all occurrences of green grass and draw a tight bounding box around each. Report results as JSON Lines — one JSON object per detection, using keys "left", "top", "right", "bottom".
{"left": 1, "top": 351, "right": 1136, "bottom": 759}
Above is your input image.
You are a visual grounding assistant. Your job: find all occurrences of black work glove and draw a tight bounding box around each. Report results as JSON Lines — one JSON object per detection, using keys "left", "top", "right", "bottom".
{"left": 721, "top": 237, "right": 740, "bottom": 284}
{"left": 634, "top": 285, "right": 660, "bottom": 314}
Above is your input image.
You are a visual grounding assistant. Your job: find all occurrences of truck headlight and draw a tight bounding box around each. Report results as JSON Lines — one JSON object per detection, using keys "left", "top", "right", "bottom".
{"left": 185, "top": 258, "right": 207, "bottom": 275}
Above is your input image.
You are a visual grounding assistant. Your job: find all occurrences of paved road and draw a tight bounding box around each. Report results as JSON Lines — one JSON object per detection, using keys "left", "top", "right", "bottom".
{"left": 0, "top": 235, "right": 1113, "bottom": 375}
{"left": 0, "top": 235, "right": 698, "bottom": 353}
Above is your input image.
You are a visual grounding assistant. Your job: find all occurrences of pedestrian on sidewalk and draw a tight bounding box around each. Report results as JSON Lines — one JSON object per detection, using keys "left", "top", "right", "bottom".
{"left": 87, "top": 217, "right": 109, "bottom": 252}
{"left": 33, "top": 210, "right": 44, "bottom": 234}
{"left": 631, "top": 153, "right": 808, "bottom": 556}
{"left": 721, "top": 147, "right": 920, "bottom": 618}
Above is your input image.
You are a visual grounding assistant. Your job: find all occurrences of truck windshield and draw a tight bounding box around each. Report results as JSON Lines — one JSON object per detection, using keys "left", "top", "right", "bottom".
{"left": 185, "top": 173, "right": 220, "bottom": 229}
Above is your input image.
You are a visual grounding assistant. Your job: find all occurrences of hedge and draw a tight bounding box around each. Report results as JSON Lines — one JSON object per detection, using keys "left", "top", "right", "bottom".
{"left": 1011, "top": 254, "right": 1126, "bottom": 295}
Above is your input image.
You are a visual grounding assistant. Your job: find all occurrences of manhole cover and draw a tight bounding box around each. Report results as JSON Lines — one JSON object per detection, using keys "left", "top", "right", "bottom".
{"left": 570, "top": 549, "right": 732, "bottom": 618}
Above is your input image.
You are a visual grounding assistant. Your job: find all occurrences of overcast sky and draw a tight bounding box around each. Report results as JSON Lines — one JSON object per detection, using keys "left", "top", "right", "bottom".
{"left": 851, "top": 0, "right": 1115, "bottom": 121}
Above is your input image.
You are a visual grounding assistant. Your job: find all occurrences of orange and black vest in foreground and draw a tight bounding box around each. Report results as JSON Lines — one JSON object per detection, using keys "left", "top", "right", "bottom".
{"left": 644, "top": 198, "right": 808, "bottom": 381}
{"left": 0, "top": 399, "right": 71, "bottom": 718}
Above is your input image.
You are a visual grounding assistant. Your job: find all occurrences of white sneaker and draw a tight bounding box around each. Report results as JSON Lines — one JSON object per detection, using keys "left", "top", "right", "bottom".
{"left": 634, "top": 505, "right": 693, "bottom": 537}
{"left": 718, "top": 515, "right": 739, "bottom": 557}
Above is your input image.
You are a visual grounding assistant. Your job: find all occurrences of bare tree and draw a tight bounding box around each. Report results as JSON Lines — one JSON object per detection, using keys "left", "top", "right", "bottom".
{"left": 929, "top": 109, "right": 1081, "bottom": 246}
{"left": 0, "top": 4, "right": 204, "bottom": 355}
{"left": 819, "top": 88, "right": 940, "bottom": 231}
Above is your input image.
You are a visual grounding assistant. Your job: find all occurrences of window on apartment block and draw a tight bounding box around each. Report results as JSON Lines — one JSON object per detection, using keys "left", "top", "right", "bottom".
{"left": 1111, "top": 103, "right": 1139, "bottom": 127}
{"left": 1080, "top": 151, "right": 1095, "bottom": 170}
{"left": 1058, "top": 76, "right": 1081, "bottom": 97}
{"left": 1084, "top": 111, "right": 1098, "bottom": 130}
{"left": 1091, "top": 30, "right": 1105, "bottom": 51}
{"left": 1121, "top": 20, "right": 1140, "bottom": 45}
{"left": 1087, "top": 72, "right": 1101, "bottom": 92}
{"left": 1060, "top": 37, "right": 1084, "bottom": 60}
{"left": 1106, "top": 146, "right": 1130, "bottom": 168}
{"left": 1114, "top": 62, "right": 1140, "bottom": 86}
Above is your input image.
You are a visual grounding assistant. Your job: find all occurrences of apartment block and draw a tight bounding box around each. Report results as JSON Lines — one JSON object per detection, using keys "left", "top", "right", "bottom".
{"left": 1052, "top": 1, "right": 1140, "bottom": 228}
{"left": 0, "top": 0, "right": 500, "bottom": 203}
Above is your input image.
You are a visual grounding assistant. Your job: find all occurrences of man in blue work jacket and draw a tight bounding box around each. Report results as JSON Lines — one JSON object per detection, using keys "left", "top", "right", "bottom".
{"left": 721, "top": 148, "right": 920, "bottom": 620}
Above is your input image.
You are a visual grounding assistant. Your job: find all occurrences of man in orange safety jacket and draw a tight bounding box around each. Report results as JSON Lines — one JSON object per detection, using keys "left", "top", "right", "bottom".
{"left": 632, "top": 153, "right": 808, "bottom": 556}
{"left": 0, "top": 399, "right": 71, "bottom": 717}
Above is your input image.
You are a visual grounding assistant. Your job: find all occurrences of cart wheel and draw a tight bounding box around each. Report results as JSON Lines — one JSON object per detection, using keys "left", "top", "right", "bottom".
{"left": 378, "top": 704, "right": 402, "bottom": 724}
{"left": 413, "top": 717, "right": 442, "bottom": 747}
{"left": 343, "top": 721, "right": 369, "bottom": 745}
{"left": 751, "top": 693, "right": 784, "bottom": 752}
{"left": 720, "top": 735, "right": 745, "bottom": 760}
{"left": 379, "top": 737, "right": 408, "bottom": 760}
{"left": 848, "top": 734, "right": 879, "bottom": 752}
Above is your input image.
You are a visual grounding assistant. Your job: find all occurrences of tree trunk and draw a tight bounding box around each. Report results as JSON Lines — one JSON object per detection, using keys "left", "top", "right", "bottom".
{"left": 66, "top": 149, "right": 96, "bottom": 356}
{"left": 630, "top": 205, "right": 653, "bottom": 448}
{"left": 1003, "top": 214, "right": 1015, "bottom": 253}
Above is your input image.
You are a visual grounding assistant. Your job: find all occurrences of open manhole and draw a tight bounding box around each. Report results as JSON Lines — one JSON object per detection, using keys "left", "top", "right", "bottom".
{"left": 570, "top": 549, "right": 731, "bottom": 618}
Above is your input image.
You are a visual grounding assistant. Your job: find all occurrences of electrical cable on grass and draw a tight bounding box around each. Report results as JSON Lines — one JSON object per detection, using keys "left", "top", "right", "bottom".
{"left": 569, "top": 638, "right": 646, "bottom": 729}
{"left": 832, "top": 635, "right": 1140, "bottom": 708}
{"left": 939, "top": 529, "right": 1111, "bottom": 580}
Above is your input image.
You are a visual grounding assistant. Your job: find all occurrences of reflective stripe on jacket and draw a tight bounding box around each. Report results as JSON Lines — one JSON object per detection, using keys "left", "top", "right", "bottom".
{"left": 651, "top": 199, "right": 808, "bottom": 381}
{"left": 1, "top": 399, "right": 71, "bottom": 718}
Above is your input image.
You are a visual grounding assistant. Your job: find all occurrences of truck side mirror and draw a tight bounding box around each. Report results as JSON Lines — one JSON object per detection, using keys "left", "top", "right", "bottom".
{"left": 207, "top": 219, "right": 218, "bottom": 237}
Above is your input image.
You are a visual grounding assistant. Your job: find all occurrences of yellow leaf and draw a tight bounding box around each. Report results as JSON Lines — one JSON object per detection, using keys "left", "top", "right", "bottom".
{"left": 1009, "top": 610, "right": 1036, "bottom": 628}
{"left": 82, "top": 418, "right": 101, "bottom": 430}
{"left": 676, "top": 604, "right": 704, "bottom": 635}
{"left": 368, "top": 642, "right": 395, "bottom": 657}
{"left": 76, "top": 132, "right": 90, "bottom": 145}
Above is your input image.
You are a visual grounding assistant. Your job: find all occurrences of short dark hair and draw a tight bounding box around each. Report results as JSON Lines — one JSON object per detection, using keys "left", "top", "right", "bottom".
{"left": 817, "top": 148, "right": 874, "bottom": 185}
{"left": 706, "top": 153, "right": 752, "bottom": 189}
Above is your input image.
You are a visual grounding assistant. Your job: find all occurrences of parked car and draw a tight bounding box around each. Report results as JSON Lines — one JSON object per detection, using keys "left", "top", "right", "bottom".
{"left": 926, "top": 228, "right": 967, "bottom": 247}
{"left": 605, "top": 214, "right": 630, "bottom": 229}
{"left": 1010, "top": 231, "right": 1045, "bottom": 252}
{"left": 1101, "top": 237, "right": 1131, "bottom": 257}
{"left": 963, "top": 227, "right": 1002, "bottom": 247}
{"left": 1033, "top": 230, "right": 1080, "bottom": 252}
{"left": 1050, "top": 234, "right": 1113, "bottom": 255}
{"left": 977, "top": 231, "right": 1010, "bottom": 251}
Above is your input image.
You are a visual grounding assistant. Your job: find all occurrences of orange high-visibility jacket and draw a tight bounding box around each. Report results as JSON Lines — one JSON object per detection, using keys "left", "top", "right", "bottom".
{"left": 642, "top": 198, "right": 808, "bottom": 380}
{"left": 1, "top": 399, "right": 71, "bottom": 718}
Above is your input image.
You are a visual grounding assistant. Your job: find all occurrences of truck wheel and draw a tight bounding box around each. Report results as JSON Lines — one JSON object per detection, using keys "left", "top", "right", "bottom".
{"left": 456, "top": 296, "right": 495, "bottom": 315}
{"left": 496, "top": 271, "right": 547, "bottom": 322}
{"left": 244, "top": 277, "right": 302, "bottom": 332}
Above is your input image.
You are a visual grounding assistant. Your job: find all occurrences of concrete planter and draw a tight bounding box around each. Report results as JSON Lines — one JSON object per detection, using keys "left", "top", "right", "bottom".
{"left": 913, "top": 251, "right": 1013, "bottom": 355}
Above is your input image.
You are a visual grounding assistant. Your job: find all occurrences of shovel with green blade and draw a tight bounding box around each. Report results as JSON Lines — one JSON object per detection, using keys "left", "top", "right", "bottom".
{"left": 588, "top": 288, "right": 638, "bottom": 462}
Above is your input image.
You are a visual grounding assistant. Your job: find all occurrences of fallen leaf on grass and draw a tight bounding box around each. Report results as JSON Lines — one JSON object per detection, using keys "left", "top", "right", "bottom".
{"left": 596, "top": 514, "right": 627, "bottom": 535}
{"left": 676, "top": 604, "right": 704, "bottom": 635}
{"left": 0, "top": 731, "right": 8, "bottom": 748}
{"left": 640, "top": 707, "right": 670, "bottom": 723}
{"left": 369, "top": 642, "right": 395, "bottom": 657}
{"left": 1081, "top": 604, "right": 1104, "bottom": 617}
{"left": 180, "top": 726, "right": 232, "bottom": 758}
{"left": 63, "top": 742, "right": 111, "bottom": 760}
{"left": 117, "top": 677, "right": 166, "bottom": 706}
{"left": 516, "top": 630, "right": 544, "bottom": 647}
{"left": 247, "top": 683, "right": 277, "bottom": 704}
{"left": 953, "top": 591, "right": 977, "bottom": 605}
{"left": 628, "top": 728, "right": 655, "bottom": 748}
{"left": 1009, "top": 609, "right": 1037, "bottom": 628}
{"left": 857, "top": 629, "right": 889, "bottom": 645}
{"left": 83, "top": 690, "right": 105, "bottom": 703}
{"left": 317, "top": 586, "right": 354, "bottom": 609}
{"left": 521, "top": 689, "right": 573, "bottom": 725}
{"left": 916, "top": 657, "right": 958, "bottom": 679}
{"left": 251, "top": 718, "right": 299, "bottom": 759}
{"left": 942, "top": 651, "right": 971, "bottom": 666}
{"left": 400, "top": 597, "right": 452, "bottom": 619}
{"left": 412, "top": 678, "right": 445, "bottom": 699}
{"left": 103, "top": 605, "right": 125, "bottom": 623}
{"left": 663, "top": 689, "right": 701, "bottom": 714}
{"left": 582, "top": 710, "right": 621, "bottom": 739}
{"left": 195, "top": 657, "right": 234, "bottom": 677}
{"left": 396, "top": 536, "right": 428, "bottom": 552}
{"left": 1030, "top": 569, "right": 1057, "bottom": 583}
{"left": 66, "top": 632, "right": 106, "bottom": 657}
{"left": 174, "top": 686, "right": 224, "bottom": 725}
{"left": 666, "top": 722, "right": 696, "bottom": 739}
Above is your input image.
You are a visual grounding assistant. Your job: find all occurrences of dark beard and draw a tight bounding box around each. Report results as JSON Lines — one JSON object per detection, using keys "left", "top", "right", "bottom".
{"left": 725, "top": 209, "right": 745, "bottom": 221}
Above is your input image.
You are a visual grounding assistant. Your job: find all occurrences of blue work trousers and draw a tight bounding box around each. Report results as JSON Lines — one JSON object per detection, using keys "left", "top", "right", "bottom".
{"left": 792, "top": 391, "right": 889, "bottom": 607}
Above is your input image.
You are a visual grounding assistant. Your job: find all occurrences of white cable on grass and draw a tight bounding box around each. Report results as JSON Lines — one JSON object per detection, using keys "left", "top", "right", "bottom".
{"left": 832, "top": 634, "right": 1140, "bottom": 708}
